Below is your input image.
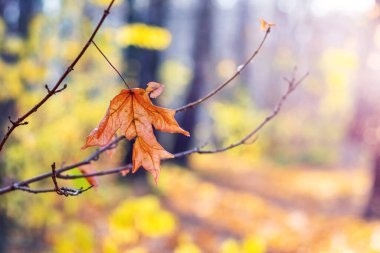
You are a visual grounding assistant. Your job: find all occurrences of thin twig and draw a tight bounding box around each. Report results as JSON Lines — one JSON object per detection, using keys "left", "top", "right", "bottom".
{"left": 0, "top": 73, "right": 307, "bottom": 195}
{"left": 0, "top": 136, "right": 125, "bottom": 195}
{"left": 12, "top": 185, "right": 56, "bottom": 194}
{"left": 0, "top": 0, "right": 116, "bottom": 153}
{"left": 51, "top": 162, "right": 65, "bottom": 195}
{"left": 92, "top": 41, "right": 131, "bottom": 89}
{"left": 51, "top": 162, "right": 87, "bottom": 196}
{"left": 60, "top": 73, "right": 307, "bottom": 179}
{"left": 198, "top": 72, "right": 309, "bottom": 154}
{"left": 175, "top": 28, "right": 271, "bottom": 113}
{"left": 59, "top": 164, "right": 132, "bottom": 179}
{"left": 12, "top": 184, "right": 92, "bottom": 195}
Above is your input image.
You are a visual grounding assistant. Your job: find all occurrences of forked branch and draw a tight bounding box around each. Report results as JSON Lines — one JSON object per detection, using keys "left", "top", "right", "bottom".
{"left": 0, "top": 72, "right": 307, "bottom": 195}
{"left": 0, "top": 136, "right": 124, "bottom": 195}
{"left": 175, "top": 28, "right": 271, "bottom": 113}
{"left": 0, "top": 13, "right": 303, "bottom": 196}
{"left": 0, "top": 0, "right": 116, "bottom": 153}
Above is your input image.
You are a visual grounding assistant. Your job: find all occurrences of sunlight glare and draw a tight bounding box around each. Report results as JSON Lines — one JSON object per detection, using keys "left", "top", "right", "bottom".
{"left": 311, "top": 0, "right": 375, "bottom": 16}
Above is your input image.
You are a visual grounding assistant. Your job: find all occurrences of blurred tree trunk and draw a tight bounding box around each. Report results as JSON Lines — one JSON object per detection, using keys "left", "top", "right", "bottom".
{"left": 122, "top": 0, "right": 168, "bottom": 178}
{"left": 363, "top": 0, "right": 380, "bottom": 219}
{"left": 348, "top": 0, "right": 380, "bottom": 219}
{"left": 124, "top": 0, "right": 167, "bottom": 86}
{"left": 365, "top": 148, "right": 380, "bottom": 218}
{"left": 349, "top": 98, "right": 380, "bottom": 218}
{"left": 173, "top": 1, "right": 213, "bottom": 165}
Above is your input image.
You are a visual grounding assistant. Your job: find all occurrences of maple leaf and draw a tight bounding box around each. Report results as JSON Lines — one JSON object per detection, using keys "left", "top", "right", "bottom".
{"left": 259, "top": 18, "right": 275, "bottom": 30}
{"left": 82, "top": 83, "right": 189, "bottom": 183}
{"left": 146, "top": 81, "right": 165, "bottom": 98}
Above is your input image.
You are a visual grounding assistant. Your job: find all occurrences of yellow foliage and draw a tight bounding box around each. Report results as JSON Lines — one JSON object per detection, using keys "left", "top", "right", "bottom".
{"left": 174, "top": 242, "right": 202, "bottom": 253}
{"left": 209, "top": 91, "right": 267, "bottom": 161}
{"left": 28, "top": 14, "right": 44, "bottom": 52}
{"left": 117, "top": 23, "right": 172, "bottom": 50}
{"left": 136, "top": 209, "right": 177, "bottom": 237}
{"left": 125, "top": 247, "right": 148, "bottom": 253}
{"left": 61, "top": 40, "right": 82, "bottom": 61}
{"left": 5, "top": 194, "right": 61, "bottom": 229}
{"left": 2, "top": 36, "right": 24, "bottom": 55}
{"left": 159, "top": 60, "right": 193, "bottom": 104}
{"left": 108, "top": 195, "right": 176, "bottom": 239}
{"left": 0, "top": 17, "right": 4, "bottom": 39}
{"left": 51, "top": 222, "right": 94, "bottom": 253}
{"left": 104, "top": 228, "right": 139, "bottom": 248}
{"left": 221, "top": 239, "right": 241, "bottom": 253}
{"left": 319, "top": 48, "right": 358, "bottom": 117}
{"left": 221, "top": 237, "right": 267, "bottom": 253}
{"left": 41, "top": 37, "right": 59, "bottom": 61}
{"left": 20, "top": 58, "right": 46, "bottom": 84}
{"left": 103, "top": 237, "right": 119, "bottom": 253}
{"left": 0, "top": 4, "right": 175, "bottom": 253}
{"left": 90, "top": 0, "right": 122, "bottom": 6}
{"left": 242, "top": 236, "right": 266, "bottom": 253}
{"left": 0, "top": 64, "right": 23, "bottom": 99}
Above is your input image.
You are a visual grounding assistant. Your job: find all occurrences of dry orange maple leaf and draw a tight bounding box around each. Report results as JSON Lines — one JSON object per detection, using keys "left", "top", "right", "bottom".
{"left": 82, "top": 82, "right": 189, "bottom": 183}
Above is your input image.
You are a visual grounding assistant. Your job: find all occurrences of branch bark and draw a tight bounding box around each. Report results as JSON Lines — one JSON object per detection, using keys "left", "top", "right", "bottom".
{"left": 0, "top": 72, "right": 307, "bottom": 195}
{"left": 175, "top": 28, "right": 271, "bottom": 113}
{"left": 0, "top": 136, "right": 124, "bottom": 195}
{"left": 0, "top": 0, "right": 116, "bottom": 153}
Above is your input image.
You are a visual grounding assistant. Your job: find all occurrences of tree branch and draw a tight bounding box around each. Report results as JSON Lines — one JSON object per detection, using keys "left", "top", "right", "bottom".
{"left": 0, "top": 72, "right": 307, "bottom": 195}
{"left": 175, "top": 28, "right": 271, "bottom": 113}
{"left": 0, "top": 0, "right": 116, "bottom": 153}
{"left": 11, "top": 184, "right": 92, "bottom": 195}
{"left": 197, "top": 71, "right": 309, "bottom": 154}
{"left": 0, "top": 136, "right": 124, "bottom": 195}
{"left": 58, "top": 164, "right": 132, "bottom": 179}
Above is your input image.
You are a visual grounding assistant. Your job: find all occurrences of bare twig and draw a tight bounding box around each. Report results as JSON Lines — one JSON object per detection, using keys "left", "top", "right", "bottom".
{"left": 59, "top": 164, "right": 132, "bottom": 179}
{"left": 197, "top": 72, "right": 309, "bottom": 154}
{"left": 0, "top": 0, "right": 116, "bottom": 153}
{"left": 12, "top": 185, "right": 56, "bottom": 194}
{"left": 12, "top": 184, "right": 92, "bottom": 195}
{"left": 0, "top": 136, "right": 124, "bottom": 195}
{"left": 55, "top": 84, "right": 68, "bottom": 94}
{"left": 92, "top": 40, "right": 131, "bottom": 89}
{"left": 51, "top": 162, "right": 64, "bottom": 195}
{"left": 0, "top": 73, "right": 307, "bottom": 195}
{"left": 51, "top": 162, "right": 88, "bottom": 197}
{"left": 175, "top": 28, "right": 271, "bottom": 113}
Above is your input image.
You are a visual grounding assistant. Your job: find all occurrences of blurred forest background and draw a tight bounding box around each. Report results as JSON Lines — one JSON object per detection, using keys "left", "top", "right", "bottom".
{"left": 1, "top": 0, "right": 380, "bottom": 252}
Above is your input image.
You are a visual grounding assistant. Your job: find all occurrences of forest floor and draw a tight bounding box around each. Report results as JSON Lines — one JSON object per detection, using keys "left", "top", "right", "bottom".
{"left": 152, "top": 154, "right": 380, "bottom": 253}
{"left": 13, "top": 154, "right": 379, "bottom": 253}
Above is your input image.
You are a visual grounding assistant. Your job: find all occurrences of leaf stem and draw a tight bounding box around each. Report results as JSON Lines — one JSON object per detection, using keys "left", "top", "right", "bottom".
{"left": 92, "top": 40, "right": 131, "bottom": 89}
